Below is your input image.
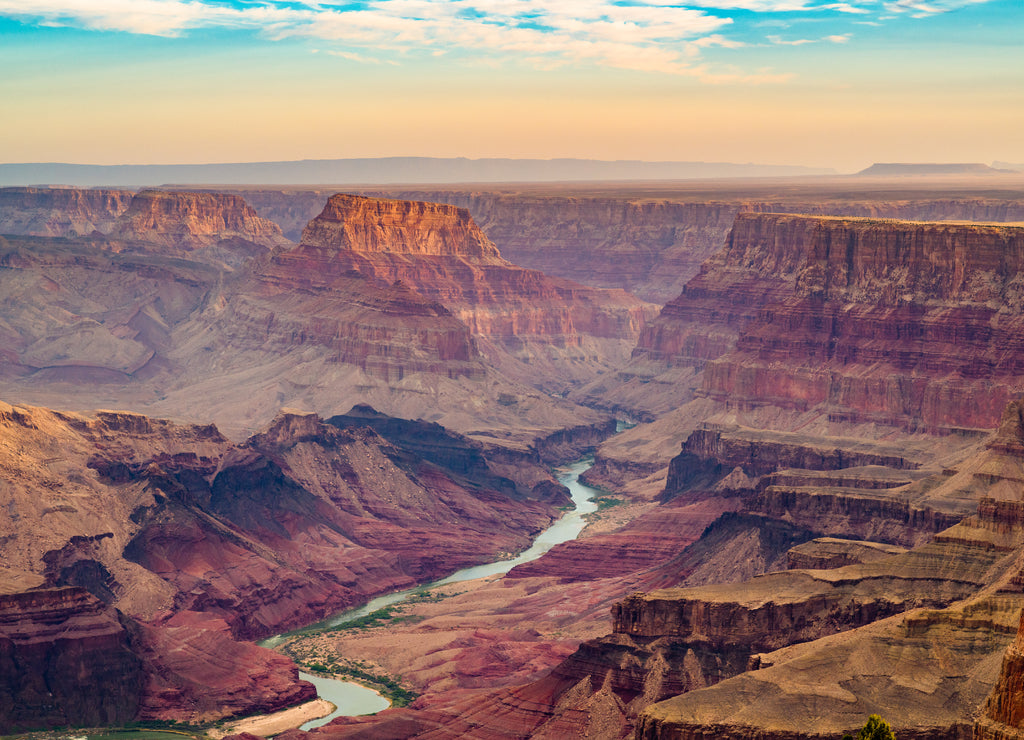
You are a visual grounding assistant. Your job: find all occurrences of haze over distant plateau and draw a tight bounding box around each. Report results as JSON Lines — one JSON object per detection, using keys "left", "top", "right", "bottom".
{"left": 0, "top": 0, "right": 1021, "bottom": 172}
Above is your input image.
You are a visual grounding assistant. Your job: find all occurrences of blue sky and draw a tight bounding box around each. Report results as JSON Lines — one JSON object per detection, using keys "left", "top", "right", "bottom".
{"left": 0, "top": 0, "right": 1020, "bottom": 171}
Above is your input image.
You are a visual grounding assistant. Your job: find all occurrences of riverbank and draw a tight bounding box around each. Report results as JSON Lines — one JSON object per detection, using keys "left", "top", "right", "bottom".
{"left": 207, "top": 699, "right": 334, "bottom": 739}
{"left": 248, "top": 458, "right": 602, "bottom": 731}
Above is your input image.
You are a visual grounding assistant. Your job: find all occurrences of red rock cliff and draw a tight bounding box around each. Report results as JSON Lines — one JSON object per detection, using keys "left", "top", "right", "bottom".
{"left": 0, "top": 587, "right": 142, "bottom": 732}
{"left": 300, "top": 193, "right": 502, "bottom": 260}
{"left": 0, "top": 401, "right": 568, "bottom": 726}
{"left": 113, "top": 190, "right": 291, "bottom": 255}
{"left": 636, "top": 213, "right": 1024, "bottom": 432}
{"left": 295, "top": 194, "right": 654, "bottom": 371}
{"left": 978, "top": 610, "right": 1024, "bottom": 739}
{"left": 16, "top": 186, "right": 1024, "bottom": 303}
{"left": 357, "top": 188, "right": 1024, "bottom": 304}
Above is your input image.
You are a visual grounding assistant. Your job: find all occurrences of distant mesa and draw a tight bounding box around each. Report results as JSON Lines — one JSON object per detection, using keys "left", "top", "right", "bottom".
{"left": 856, "top": 162, "right": 1013, "bottom": 176}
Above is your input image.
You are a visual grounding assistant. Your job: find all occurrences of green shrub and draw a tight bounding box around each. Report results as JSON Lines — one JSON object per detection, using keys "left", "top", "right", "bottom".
{"left": 851, "top": 714, "right": 896, "bottom": 740}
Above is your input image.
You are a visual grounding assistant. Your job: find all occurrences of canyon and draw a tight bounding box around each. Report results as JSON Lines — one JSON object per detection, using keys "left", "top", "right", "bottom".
{"left": 0, "top": 187, "right": 645, "bottom": 444}
{"left": 228, "top": 183, "right": 1024, "bottom": 303}
{"left": 5, "top": 177, "right": 1024, "bottom": 738}
{"left": 0, "top": 399, "right": 568, "bottom": 730}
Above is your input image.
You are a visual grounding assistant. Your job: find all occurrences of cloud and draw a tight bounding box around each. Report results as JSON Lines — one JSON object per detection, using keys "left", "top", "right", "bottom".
{"left": 0, "top": 0, "right": 308, "bottom": 36}
{"left": 0, "top": 0, "right": 747, "bottom": 77}
{"left": 883, "top": 0, "right": 995, "bottom": 14}
{"left": 767, "top": 31, "right": 851, "bottom": 44}
{"left": 0, "top": 0, "right": 996, "bottom": 80}
{"left": 819, "top": 3, "right": 871, "bottom": 13}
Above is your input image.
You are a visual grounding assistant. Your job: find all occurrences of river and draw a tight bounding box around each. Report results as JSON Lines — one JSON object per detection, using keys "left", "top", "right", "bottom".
{"left": 278, "top": 457, "right": 600, "bottom": 730}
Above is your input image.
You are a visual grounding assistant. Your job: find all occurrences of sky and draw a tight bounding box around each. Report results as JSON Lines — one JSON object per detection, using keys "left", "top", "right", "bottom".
{"left": 0, "top": 0, "right": 1021, "bottom": 172}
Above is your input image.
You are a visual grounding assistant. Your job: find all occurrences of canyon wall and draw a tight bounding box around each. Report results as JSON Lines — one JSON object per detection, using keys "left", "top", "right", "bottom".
{"left": 312, "top": 397, "right": 1024, "bottom": 739}
{"left": 0, "top": 187, "right": 290, "bottom": 267}
{"left": 300, "top": 193, "right": 502, "bottom": 260}
{"left": 978, "top": 611, "right": 1024, "bottom": 740}
{"left": 298, "top": 193, "right": 652, "bottom": 343}
{"left": 8, "top": 186, "right": 1024, "bottom": 306}
{"left": 0, "top": 189, "right": 614, "bottom": 442}
{"left": 0, "top": 401, "right": 568, "bottom": 727}
{"left": 634, "top": 214, "right": 1024, "bottom": 433}
{"left": 288, "top": 194, "right": 655, "bottom": 394}
{"left": 359, "top": 189, "right": 1024, "bottom": 303}
{"left": 0, "top": 587, "right": 142, "bottom": 733}
{"left": 111, "top": 190, "right": 292, "bottom": 264}
{"left": 0, "top": 186, "right": 133, "bottom": 236}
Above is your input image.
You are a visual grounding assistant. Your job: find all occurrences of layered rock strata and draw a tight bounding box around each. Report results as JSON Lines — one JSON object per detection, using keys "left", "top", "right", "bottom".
{"left": 110, "top": 190, "right": 291, "bottom": 265}
{"left": 662, "top": 423, "right": 962, "bottom": 548}
{"left": 785, "top": 538, "right": 907, "bottom": 570}
{"left": 0, "top": 587, "right": 142, "bottom": 733}
{"left": 634, "top": 214, "right": 1024, "bottom": 433}
{"left": 636, "top": 596, "right": 1020, "bottom": 739}
{"left": 977, "top": 610, "right": 1024, "bottom": 739}
{"left": 293, "top": 194, "right": 654, "bottom": 389}
{"left": 200, "top": 258, "right": 482, "bottom": 382}
{"left": 508, "top": 490, "right": 1024, "bottom": 738}
{"left": 10, "top": 186, "right": 1024, "bottom": 305}
{"left": 0, "top": 400, "right": 566, "bottom": 727}
{"left": 0, "top": 187, "right": 290, "bottom": 268}
{"left": 0, "top": 190, "right": 613, "bottom": 443}
{"left": 0, "top": 186, "right": 132, "bottom": 236}
{"left": 359, "top": 187, "right": 1024, "bottom": 303}
{"left": 313, "top": 400, "right": 1024, "bottom": 739}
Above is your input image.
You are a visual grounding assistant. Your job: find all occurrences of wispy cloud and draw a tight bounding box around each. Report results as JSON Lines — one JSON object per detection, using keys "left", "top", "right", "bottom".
{"left": 0, "top": 0, "right": 742, "bottom": 77}
{"left": 0, "top": 0, "right": 999, "bottom": 79}
{"left": 767, "top": 31, "right": 851, "bottom": 43}
{"left": 767, "top": 33, "right": 815, "bottom": 44}
{"left": 883, "top": 0, "right": 995, "bottom": 14}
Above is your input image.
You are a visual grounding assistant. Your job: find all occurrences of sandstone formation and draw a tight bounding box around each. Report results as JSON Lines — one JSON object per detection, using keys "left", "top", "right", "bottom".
{"left": 565, "top": 403, "right": 1024, "bottom": 737}
{"left": 293, "top": 194, "right": 655, "bottom": 393}
{"left": 375, "top": 194, "right": 742, "bottom": 304}
{"left": 298, "top": 399, "right": 1024, "bottom": 739}
{"left": 0, "top": 187, "right": 290, "bottom": 268}
{"left": 0, "top": 587, "right": 142, "bottom": 732}
{"left": 0, "top": 400, "right": 567, "bottom": 728}
{"left": 152, "top": 218, "right": 610, "bottom": 442}
{"left": 11, "top": 184, "right": 1024, "bottom": 306}
{"left": 0, "top": 190, "right": 613, "bottom": 444}
{"left": 359, "top": 186, "right": 1024, "bottom": 303}
{"left": 0, "top": 186, "right": 132, "bottom": 236}
{"left": 978, "top": 610, "right": 1024, "bottom": 739}
{"left": 632, "top": 214, "right": 1024, "bottom": 433}
{"left": 8, "top": 182, "right": 1024, "bottom": 736}
{"left": 110, "top": 190, "right": 292, "bottom": 265}
{"left": 301, "top": 194, "right": 502, "bottom": 260}
{"left": 785, "top": 537, "right": 906, "bottom": 570}
{"left": 661, "top": 423, "right": 968, "bottom": 549}
{"left": 584, "top": 213, "right": 1024, "bottom": 501}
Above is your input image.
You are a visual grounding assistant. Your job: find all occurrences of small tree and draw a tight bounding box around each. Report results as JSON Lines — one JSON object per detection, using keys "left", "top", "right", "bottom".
{"left": 857, "top": 714, "right": 896, "bottom": 740}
